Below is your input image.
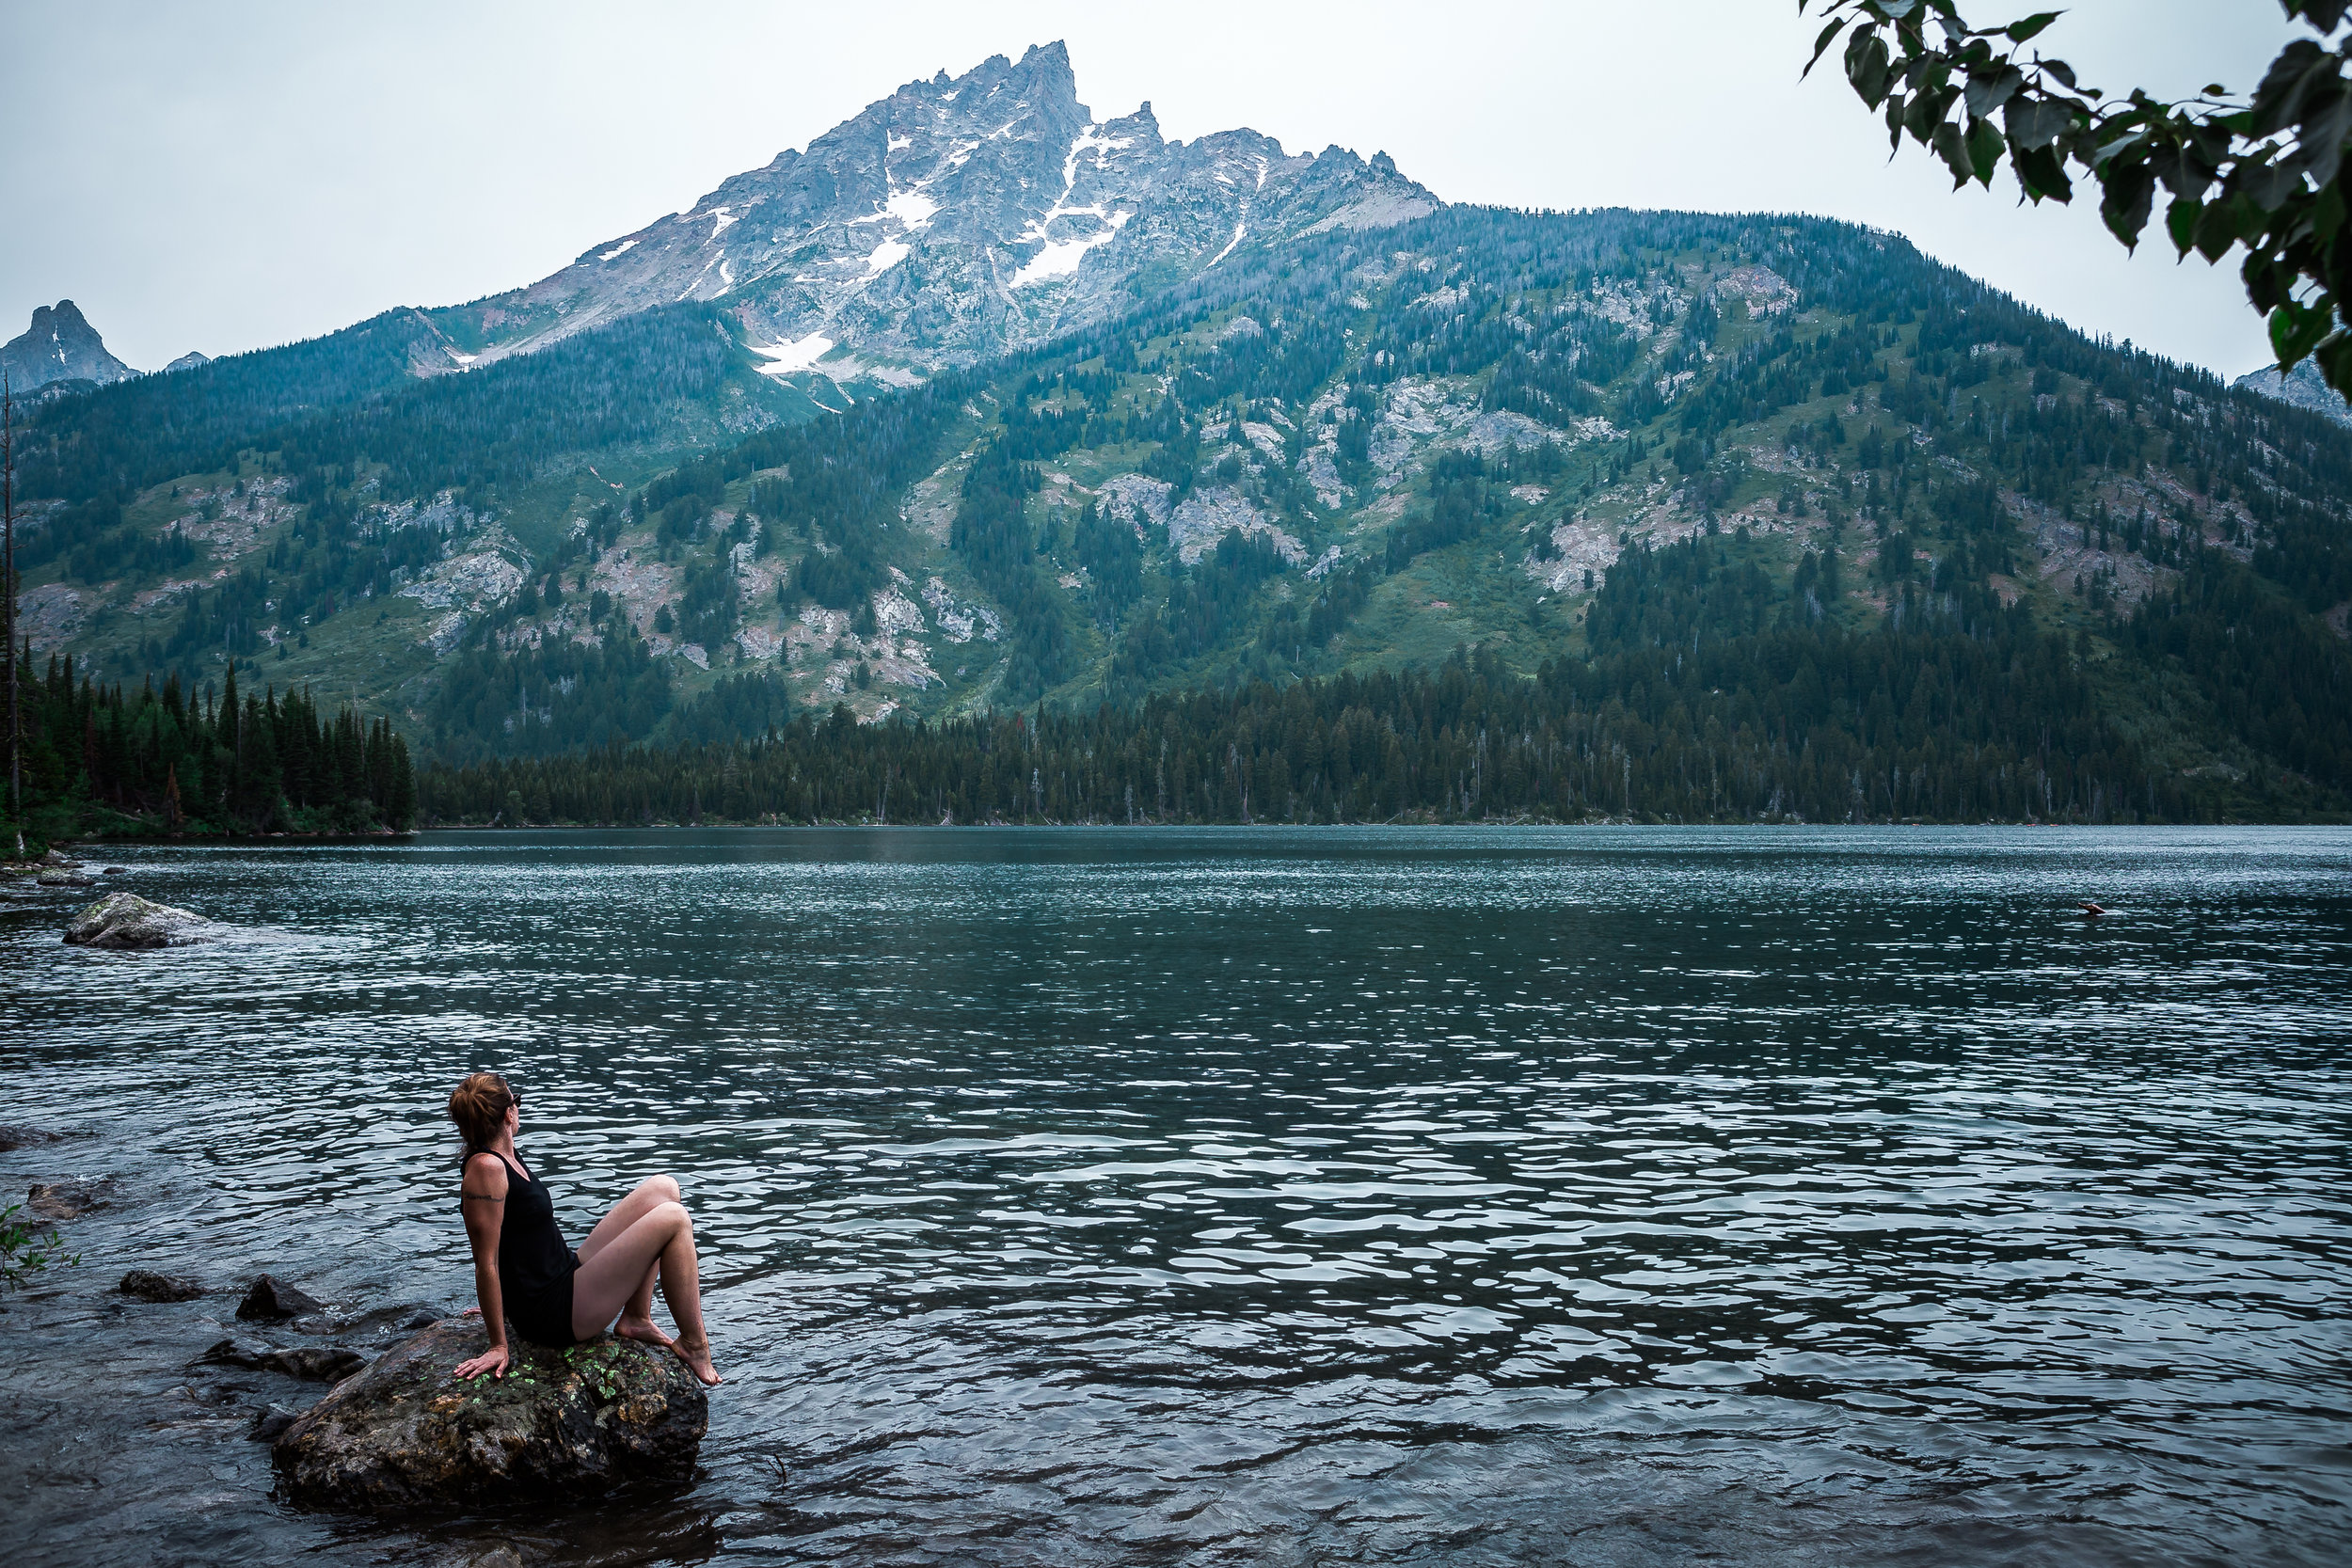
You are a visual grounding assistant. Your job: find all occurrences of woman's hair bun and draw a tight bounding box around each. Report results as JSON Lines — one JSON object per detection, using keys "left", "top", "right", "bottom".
{"left": 448, "top": 1071, "right": 515, "bottom": 1157}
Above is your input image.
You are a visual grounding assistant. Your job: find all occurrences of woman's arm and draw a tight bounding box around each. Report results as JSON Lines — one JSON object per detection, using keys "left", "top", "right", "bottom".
{"left": 453, "top": 1153, "right": 511, "bottom": 1380}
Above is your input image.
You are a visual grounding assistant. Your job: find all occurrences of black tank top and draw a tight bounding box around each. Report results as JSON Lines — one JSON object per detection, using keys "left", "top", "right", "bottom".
{"left": 487, "top": 1152, "right": 578, "bottom": 1307}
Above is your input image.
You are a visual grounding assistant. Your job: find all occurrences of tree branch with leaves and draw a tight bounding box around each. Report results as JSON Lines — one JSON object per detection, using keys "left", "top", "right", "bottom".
{"left": 1801, "top": 0, "right": 2352, "bottom": 391}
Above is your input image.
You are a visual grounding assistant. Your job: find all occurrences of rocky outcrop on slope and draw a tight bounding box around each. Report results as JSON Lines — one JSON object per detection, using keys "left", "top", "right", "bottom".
{"left": 435, "top": 41, "right": 1438, "bottom": 377}
{"left": 2234, "top": 356, "right": 2352, "bottom": 428}
{"left": 272, "top": 1318, "right": 707, "bottom": 1509}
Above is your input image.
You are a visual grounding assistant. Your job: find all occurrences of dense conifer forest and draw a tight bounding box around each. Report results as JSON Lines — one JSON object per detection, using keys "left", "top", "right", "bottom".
{"left": 5, "top": 646, "right": 415, "bottom": 846}
{"left": 414, "top": 532, "right": 2345, "bottom": 827}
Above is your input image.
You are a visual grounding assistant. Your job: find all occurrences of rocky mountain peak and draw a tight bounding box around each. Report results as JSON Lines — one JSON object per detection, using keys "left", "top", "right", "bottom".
{"left": 2, "top": 298, "right": 137, "bottom": 391}
{"left": 2234, "top": 356, "right": 2352, "bottom": 428}
{"left": 431, "top": 42, "right": 1439, "bottom": 380}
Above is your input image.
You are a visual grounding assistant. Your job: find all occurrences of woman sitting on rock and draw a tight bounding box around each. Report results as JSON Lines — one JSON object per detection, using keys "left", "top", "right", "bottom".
{"left": 446, "top": 1071, "right": 722, "bottom": 1386}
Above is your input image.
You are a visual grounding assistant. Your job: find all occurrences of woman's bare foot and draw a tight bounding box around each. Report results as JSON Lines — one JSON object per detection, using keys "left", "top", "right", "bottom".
{"left": 672, "top": 1334, "right": 723, "bottom": 1386}
{"left": 614, "top": 1313, "right": 674, "bottom": 1351}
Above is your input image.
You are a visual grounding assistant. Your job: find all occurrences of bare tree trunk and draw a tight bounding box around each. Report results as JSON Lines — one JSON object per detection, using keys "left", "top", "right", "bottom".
{"left": 3, "top": 372, "right": 19, "bottom": 858}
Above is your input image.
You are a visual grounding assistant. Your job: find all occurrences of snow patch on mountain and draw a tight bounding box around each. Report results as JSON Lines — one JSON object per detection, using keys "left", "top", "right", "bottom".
{"left": 752, "top": 332, "right": 835, "bottom": 374}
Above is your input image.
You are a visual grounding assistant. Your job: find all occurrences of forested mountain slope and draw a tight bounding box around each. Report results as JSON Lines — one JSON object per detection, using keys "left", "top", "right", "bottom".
{"left": 10, "top": 198, "right": 2351, "bottom": 821}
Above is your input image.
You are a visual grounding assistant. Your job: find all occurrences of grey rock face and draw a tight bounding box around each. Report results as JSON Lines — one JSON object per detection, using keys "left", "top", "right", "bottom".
{"left": 62, "top": 892, "right": 211, "bottom": 948}
{"left": 436, "top": 40, "right": 1438, "bottom": 378}
{"left": 162, "top": 351, "right": 211, "bottom": 372}
{"left": 272, "top": 1318, "right": 707, "bottom": 1510}
{"left": 0, "top": 300, "right": 135, "bottom": 390}
{"left": 2234, "top": 356, "right": 2352, "bottom": 428}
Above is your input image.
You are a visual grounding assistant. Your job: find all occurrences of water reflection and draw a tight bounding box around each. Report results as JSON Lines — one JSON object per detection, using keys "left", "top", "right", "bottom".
{"left": 3, "top": 827, "right": 2347, "bottom": 1566}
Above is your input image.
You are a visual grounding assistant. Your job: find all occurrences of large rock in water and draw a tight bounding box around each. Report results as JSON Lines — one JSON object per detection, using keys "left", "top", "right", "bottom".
{"left": 62, "top": 892, "right": 209, "bottom": 948}
{"left": 273, "top": 1318, "right": 707, "bottom": 1509}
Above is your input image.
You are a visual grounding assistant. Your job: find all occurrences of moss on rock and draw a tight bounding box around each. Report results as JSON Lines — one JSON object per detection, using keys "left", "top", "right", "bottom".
{"left": 272, "top": 1317, "right": 707, "bottom": 1510}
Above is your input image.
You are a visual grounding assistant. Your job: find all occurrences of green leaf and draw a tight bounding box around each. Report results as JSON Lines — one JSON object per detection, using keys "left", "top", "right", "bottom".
{"left": 1848, "top": 31, "right": 1894, "bottom": 106}
{"left": 1932, "top": 120, "right": 1976, "bottom": 187}
{"left": 2269, "top": 300, "right": 2330, "bottom": 367}
{"left": 1804, "top": 17, "right": 1851, "bottom": 77}
{"left": 2013, "top": 141, "right": 2074, "bottom": 202}
{"left": 1964, "top": 66, "right": 2026, "bottom": 120}
{"left": 1966, "top": 118, "right": 2006, "bottom": 186}
{"left": 2004, "top": 94, "right": 2072, "bottom": 151}
{"left": 2101, "top": 163, "right": 2156, "bottom": 248}
{"left": 1904, "top": 87, "right": 1944, "bottom": 144}
{"left": 2166, "top": 196, "right": 2204, "bottom": 256}
{"left": 2189, "top": 196, "right": 2242, "bottom": 261}
{"left": 2004, "top": 11, "right": 2061, "bottom": 42}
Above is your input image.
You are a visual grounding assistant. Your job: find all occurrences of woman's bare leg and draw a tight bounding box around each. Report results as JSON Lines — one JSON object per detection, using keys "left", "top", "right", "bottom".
{"left": 569, "top": 1200, "right": 720, "bottom": 1385}
{"left": 577, "top": 1176, "right": 680, "bottom": 1348}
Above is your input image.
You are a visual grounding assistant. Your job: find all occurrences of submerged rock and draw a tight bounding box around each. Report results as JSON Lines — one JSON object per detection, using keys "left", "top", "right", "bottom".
{"left": 37, "top": 870, "right": 93, "bottom": 888}
{"left": 63, "top": 893, "right": 210, "bottom": 949}
{"left": 0, "top": 1126, "right": 62, "bottom": 1152}
{"left": 273, "top": 1318, "right": 707, "bottom": 1509}
{"left": 202, "top": 1338, "right": 367, "bottom": 1381}
{"left": 119, "top": 1269, "right": 207, "bottom": 1302}
{"left": 238, "top": 1274, "right": 326, "bottom": 1321}
{"left": 24, "top": 1178, "right": 115, "bottom": 1220}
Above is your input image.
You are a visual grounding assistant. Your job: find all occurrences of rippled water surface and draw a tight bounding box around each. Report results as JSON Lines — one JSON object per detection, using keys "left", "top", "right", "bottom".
{"left": 4, "top": 827, "right": 2349, "bottom": 1567}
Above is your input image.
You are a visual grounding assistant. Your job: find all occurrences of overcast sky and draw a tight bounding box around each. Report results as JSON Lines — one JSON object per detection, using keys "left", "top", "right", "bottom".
{"left": 0, "top": 1, "right": 2302, "bottom": 377}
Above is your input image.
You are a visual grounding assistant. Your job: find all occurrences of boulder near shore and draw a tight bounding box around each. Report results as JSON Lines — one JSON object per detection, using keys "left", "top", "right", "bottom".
{"left": 273, "top": 1318, "right": 707, "bottom": 1509}
{"left": 62, "top": 892, "right": 210, "bottom": 948}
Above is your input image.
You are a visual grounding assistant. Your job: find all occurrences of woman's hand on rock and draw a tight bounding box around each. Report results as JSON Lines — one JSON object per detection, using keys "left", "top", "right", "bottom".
{"left": 454, "top": 1343, "right": 509, "bottom": 1380}
{"left": 460, "top": 1306, "right": 482, "bottom": 1318}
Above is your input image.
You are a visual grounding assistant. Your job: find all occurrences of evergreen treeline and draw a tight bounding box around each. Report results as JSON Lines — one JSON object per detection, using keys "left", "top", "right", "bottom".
{"left": 417, "top": 535, "right": 2342, "bottom": 828}
{"left": 3, "top": 646, "right": 416, "bottom": 847}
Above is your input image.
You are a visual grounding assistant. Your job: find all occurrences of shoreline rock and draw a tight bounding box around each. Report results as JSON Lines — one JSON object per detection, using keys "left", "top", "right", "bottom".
{"left": 63, "top": 892, "right": 212, "bottom": 949}
{"left": 273, "top": 1318, "right": 707, "bottom": 1510}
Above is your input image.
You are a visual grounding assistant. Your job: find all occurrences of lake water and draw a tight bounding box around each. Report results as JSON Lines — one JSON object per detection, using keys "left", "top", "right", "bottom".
{"left": 3, "top": 827, "right": 2348, "bottom": 1567}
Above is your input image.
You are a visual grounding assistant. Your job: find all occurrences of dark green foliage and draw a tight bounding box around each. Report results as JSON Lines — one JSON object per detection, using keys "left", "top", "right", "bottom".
{"left": 1585, "top": 535, "right": 1782, "bottom": 652}
{"left": 666, "top": 673, "right": 799, "bottom": 748}
{"left": 413, "top": 601, "right": 2320, "bottom": 828}
{"left": 2125, "top": 567, "right": 2352, "bottom": 787}
{"left": 1073, "top": 499, "right": 1144, "bottom": 625}
{"left": 1107, "top": 528, "right": 1289, "bottom": 695}
{"left": 1384, "top": 449, "right": 1557, "bottom": 569}
{"left": 952, "top": 438, "right": 1070, "bottom": 700}
{"left": 2, "top": 647, "right": 414, "bottom": 844}
{"left": 422, "top": 628, "right": 671, "bottom": 764}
